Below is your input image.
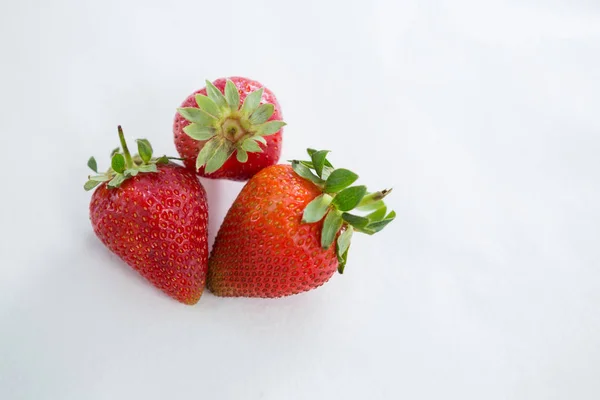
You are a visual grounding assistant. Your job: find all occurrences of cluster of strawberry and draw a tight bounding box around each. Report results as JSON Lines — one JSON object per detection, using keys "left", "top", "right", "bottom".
{"left": 85, "top": 77, "right": 395, "bottom": 305}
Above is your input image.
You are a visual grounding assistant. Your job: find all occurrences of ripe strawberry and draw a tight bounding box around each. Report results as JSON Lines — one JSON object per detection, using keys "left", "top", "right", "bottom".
{"left": 85, "top": 127, "right": 209, "bottom": 305}
{"left": 173, "top": 76, "right": 285, "bottom": 181}
{"left": 207, "top": 149, "right": 395, "bottom": 298}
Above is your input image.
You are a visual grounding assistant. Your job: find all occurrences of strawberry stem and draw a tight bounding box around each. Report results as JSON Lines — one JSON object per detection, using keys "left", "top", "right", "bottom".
{"left": 118, "top": 125, "right": 134, "bottom": 169}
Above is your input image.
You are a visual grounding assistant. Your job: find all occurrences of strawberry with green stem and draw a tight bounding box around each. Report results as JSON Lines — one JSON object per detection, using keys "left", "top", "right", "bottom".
{"left": 207, "top": 149, "right": 395, "bottom": 298}
{"left": 85, "top": 126, "right": 209, "bottom": 305}
{"left": 174, "top": 77, "right": 285, "bottom": 181}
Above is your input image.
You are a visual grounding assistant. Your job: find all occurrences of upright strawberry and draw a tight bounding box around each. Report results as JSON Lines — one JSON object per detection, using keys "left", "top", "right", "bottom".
{"left": 173, "top": 77, "right": 285, "bottom": 181}
{"left": 207, "top": 149, "right": 395, "bottom": 298}
{"left": 85, "top": 126, "right": 209, "bottom": 305}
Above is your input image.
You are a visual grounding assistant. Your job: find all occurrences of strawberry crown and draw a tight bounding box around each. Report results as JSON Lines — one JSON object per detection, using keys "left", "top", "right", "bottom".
{"left": 84, "top": 126, "right": 172, "bottom": 191}
{"left": 291, "top": 149, "right": 395, "bottom": 273}
{"left": 177, "top": 79, "right": 286, "bottom": 174}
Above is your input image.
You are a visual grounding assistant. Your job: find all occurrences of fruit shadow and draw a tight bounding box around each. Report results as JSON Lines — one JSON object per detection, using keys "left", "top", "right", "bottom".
{"left": 1, "top": 234, "right": 337, "bottom": 398}
{"left": 199, "top": 177, "right": 245, "bottom": 252}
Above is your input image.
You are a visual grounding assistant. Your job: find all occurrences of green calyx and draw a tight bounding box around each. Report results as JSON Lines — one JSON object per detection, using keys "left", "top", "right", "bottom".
{"left": 177, "top": 79, "right": 286, "bottom": 174}
{"left": 291, "top": 149, "right": 396, "bottom": 273}
{"left": 84, "top": 126, "right": 171, "bottom": 191}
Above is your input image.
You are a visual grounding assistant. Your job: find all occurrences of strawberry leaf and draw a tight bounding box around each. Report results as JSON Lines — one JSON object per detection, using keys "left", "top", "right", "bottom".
{"left": 111, "top": 153, "right": 125, "bottom": 174}
{"left": 251, "top": 135, "right": 267, "bottom": 145}
{"left": 341, "top": 213, "right": 370, "bottom": 229}
{"left": 367, "top": 205, "right": 388, "bottom": 221}
{"left": 194, "top": 94, "right": 219, "bottom": 117}
{"left": 88, "top": 175, "right": 111, "bottom": 182}
{"left": 331, "top": 185, "right": 367, "bottom": 211}
{"left": 136, "top": 139, "right": 153, "bottom": 164}
{"left": 177, "top": 107, "right": 217, "bottom": 126}
{"left": 236, "top": 149, "right": 248, "bottom": 163}
{"left": 249, "top": 103, "right": 274, "bottom": 124}
{"left": 364, "top": 211, "right": 396, "bottom": 234}
{"left": 240, "top": 88, "right": 263, "bottom": 117}
{"left": 107, "top": 174, "right": 126, "bottom": 188}
{"left": 256, "top": 120, "right": 285, "bottom": 136}
{"left": 291, "top": 161, "right": 324, "bottom": 185}
{"left": 241, "top": 138, "right": 262, "bottom": 153}
{"left": 336, "top": 226, "right": 353, "bottom": 273}
{"left": 307, "top": 149, "right": 334, "bottom": 168}
{"left": 205, "top": 140, "right": 234, "bottom": 174}
{"left": 310, "top": 150, "right": 330, "bottom": 178}
{"left": 321, "top": 209, "right": 343, "bottom": 249}
{"left": 324, "top": 169, "right": 358, "bottom": 193}
{"left": 303, "top": 194, "right": 333, "bottom": 223}
{"left": 224, "top": 79, "right": 240, "bottom": 110}
{"left": 138, "top": 164, "right": 158, "bottom": 173}
{"left": 205, "top": 79, "right": 228, "bottom": 109}
{"left": 183, "top": 124, "right": 216, "bottom": 141}
{"left": 84, "top": 180, "right": 101, "bottom": 191}
{"left": 87, "top": 157, "right": 98, "bottom": 173}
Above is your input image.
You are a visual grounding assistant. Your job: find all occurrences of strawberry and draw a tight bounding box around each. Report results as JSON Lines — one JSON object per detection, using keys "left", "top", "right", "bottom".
{"left": 84, "top": 126, "right": 209, "bottom": 305}
{"left": 173, "top": 77, "right": 285, "bottom": 181}
{"left": 207, "top": 149, "right": 395, "bottom": 298}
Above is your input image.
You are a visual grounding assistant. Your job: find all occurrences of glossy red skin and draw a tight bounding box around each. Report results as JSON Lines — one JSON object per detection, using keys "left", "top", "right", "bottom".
{"left": 173, "top": 76, "right": 283, "bottom": 181}
{"left": 207, "top": 165, "right": 339, "bottom": 298}
{"left": 90, "top": 164, "right": 209, "bottom": 304}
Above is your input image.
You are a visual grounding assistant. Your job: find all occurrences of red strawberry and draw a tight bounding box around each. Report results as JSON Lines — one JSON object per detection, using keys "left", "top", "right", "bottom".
{"left": 173, "top": 76, "right": 285, "bottom": 181}
{"left": 207, "top": 149, "right": 395, "bottom": 298}
{"left": 85, "top": 127, "right": 209, "bottom": 305}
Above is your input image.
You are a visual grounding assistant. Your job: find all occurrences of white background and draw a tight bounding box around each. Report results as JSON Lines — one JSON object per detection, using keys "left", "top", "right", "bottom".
{"left": 1, "top": 0, "right": 599, "bottom": 399}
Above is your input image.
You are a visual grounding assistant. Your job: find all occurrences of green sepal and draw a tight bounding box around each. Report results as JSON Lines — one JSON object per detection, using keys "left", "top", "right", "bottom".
{"left": 107, "top": 174, "right": 126, "bottom": 188}
{"left": 357, "top": 189, "right": 392, "bottom": 210}
{"left": 337, "top": 244, "right": 350, "bottom": 274}
{"left": 324, "top": 169, "right": 358, "bottom": 193}
{"left": 136, "top": 139, "right": 153, "bottom": 164}
{"left": 310, "top": 150, "right": 330, "bottom": 178}
{"left": 331, "top": 185, "right": 367, "bottom": 211}
{"left": 302, "top": 194, "right": 333, "bottom": 223}
{"left": 321, "top": 209, "right": 343, "bottom": 249}
{"left": 197, "top": 138, "right": 234, "bottom": 173}
{"left": 251, "top": 135, "right": 267, "bottom": 145}
{"left": 249, "top": 103, "right": 274, "bottom": 124}
{"left": 110, "top": 147, "right": 120, "bottom": 157}
{"left": 240, "top": 88, "right": 263, "bottom": 117}
{"left": 241, "top": 138, "right": 262, "bottom": 153}
{"left": 84, "top": 127, "right": 177, "bottom": 192}
{"left": 206, "top": 140, "right": 234, "bottom": 173}
{"left": 291, "top": 161, "right": 324, "bottom": 185}
{"left": 336, "top": 226, "right": 353, "bottom": 273}
{"left": 236, "top": 149, "right": 248, "bottom": 163}
{"left": 205, "top": 80, "right": 228, "bottom": 109}
{"left": 183, "top": 124, "right": 216, "bottom": 141}
{"left": 87, "top": 157, "right": 98, "bottom": 173}
{"left": 84, "top": 180, "right": 101, "bottom": 191}
{"left": 363, "top": 211, "right": 396, "bottom": 234}
{"left": 138, "top": 164, "right": 158, "bottom": 173}
{"left": 88, "top": 175, "right": 111, "bottom": 182}
{"left": 291, "top": 148, "right": 395, "bottom": 273}
{"left": 124, "top": 169, "right": 139, "bottom": 177}
{"left": 341, "top": 213, "right": 370, "bottom": 229}
{"left": 155, "top": 155, "right": 169, "bottom": 164}
{"left": 367, "top": 205, "right": 388, "bottom": 221}
{"left": 178, "top": 107, "right": 217, "bottom": 126}
{"left": 111, "top": 153, "right": 125, "bottom": 174}
{"left": 308, "top": 149, "right": 334, "bottom": 168}
{"left": 356, "top": 199, "right": 385, "bottom": 212}
{"left": 195, "top": 94, "right": 219, "bottom": 117}
{"left": 224, "top": 80, "right": 240, "bottom": 111}
{"left": 256, "top": 120, "right": 286, "bottom": 136}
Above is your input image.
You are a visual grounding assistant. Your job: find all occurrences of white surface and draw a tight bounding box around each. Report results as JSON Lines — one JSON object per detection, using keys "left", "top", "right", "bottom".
{"left": 1, "top": 1, "right": 599, "bottom": 399}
